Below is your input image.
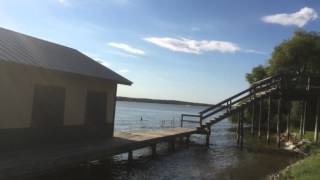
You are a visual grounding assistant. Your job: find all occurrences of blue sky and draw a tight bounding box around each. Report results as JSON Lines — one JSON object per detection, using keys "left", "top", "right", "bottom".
{"left": 1, "top": 0, "right": 319, "bottom": 103}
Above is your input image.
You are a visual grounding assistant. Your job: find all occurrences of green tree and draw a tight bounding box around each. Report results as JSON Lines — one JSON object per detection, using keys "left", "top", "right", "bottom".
{"left": 243, "top": 30, "right": 320, "bottom": 131}
{"left": 245, "top": 65, "right": 268, "bottom": 84}
{"left": 269, "top": 30, "right": 320, "bottom": 75}
{"left": 246, "top": 31, "right": 320, "bottom": 85}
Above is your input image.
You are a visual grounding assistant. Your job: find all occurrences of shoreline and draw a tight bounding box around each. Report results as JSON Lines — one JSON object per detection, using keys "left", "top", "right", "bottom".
{"left": 270, "top": 145, "right": 319, "bottom": 180}
{"left": 269, "top": 132, "right": 319, "bottom": 179}
{"left": 117, "top": 96, "right": 213, "bottom": 107}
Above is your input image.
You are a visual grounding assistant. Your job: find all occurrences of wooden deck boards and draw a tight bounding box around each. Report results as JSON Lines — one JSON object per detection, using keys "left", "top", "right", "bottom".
{"left": 0, "top": 127, "right": 197, "bottom": 179}
{"left": 115, "top": 127, "right": 196, "bottom": 141}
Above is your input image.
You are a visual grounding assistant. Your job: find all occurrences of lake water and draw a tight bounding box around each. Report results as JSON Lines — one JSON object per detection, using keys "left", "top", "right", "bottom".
{"left": 35, "top": 101, "right": 298, "bottom": 180}
{"left": 114, "top": 101, "right": 207, "bottom": 131}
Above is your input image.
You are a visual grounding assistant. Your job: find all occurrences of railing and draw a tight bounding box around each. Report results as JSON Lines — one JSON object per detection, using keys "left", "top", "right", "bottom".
{"left": 160, "top": 119, "right": 181, "bottom": 128}
{"left": 181, "top": 74, "right": 283, "bottom": 127}
{"left": 180, "top": 73, "right": 320, "bottom": 128}
{"left": 180, "top": 114, "right": 201, "bottom": 127}
{"left": 199, "top": 76, "right": 281, "bottom": 124}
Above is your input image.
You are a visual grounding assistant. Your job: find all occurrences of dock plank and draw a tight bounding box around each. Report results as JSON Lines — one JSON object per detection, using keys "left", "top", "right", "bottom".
{"left": 115, "top": 128, "right": 195, "bottom": 141}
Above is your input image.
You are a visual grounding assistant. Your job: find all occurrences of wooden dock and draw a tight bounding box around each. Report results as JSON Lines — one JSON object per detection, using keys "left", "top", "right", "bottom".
{"left": 0, "top": 127, "right": 198, "bottom": 179}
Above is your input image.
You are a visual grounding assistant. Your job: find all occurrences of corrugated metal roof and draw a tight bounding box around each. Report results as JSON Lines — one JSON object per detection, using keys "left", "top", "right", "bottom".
{"left": 0, "top": 27, "right": 132, "bottom": 85}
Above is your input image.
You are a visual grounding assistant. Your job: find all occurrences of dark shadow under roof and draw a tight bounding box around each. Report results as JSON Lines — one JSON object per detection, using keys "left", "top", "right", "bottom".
{"left": 0, "top": 27, "right": 132, "bottom": 85}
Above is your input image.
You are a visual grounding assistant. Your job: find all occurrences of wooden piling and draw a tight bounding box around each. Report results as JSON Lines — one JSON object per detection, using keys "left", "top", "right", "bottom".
{"left": 200, "top": 115, "right": 204, "bottom": 127}
{"left": 302, "top": 100, "right": 307, "bottom": 136}
{"left": 240, "top": 111, "right": 244, "bottom": 150}
{"left": 206, "top": 128, "right": 211, "bottom": 147}
{"left": 277, "top": 97, "right": 282, "bottom": 148}
{"left": 128, "top": 150, "right": 133, "bottom": 163}
{"left": 206, "top": 133, "right": 210, "bottom": 147}
{"left": 258, "top": 98, "right": 262, "bottom": 138}
{"left": 186, "top": 135, "right": 190, "bottom": 148}
{"left": 169, "top": 139, "right": 175, "bottom": 151}
{"left": 287, "top": 111, "right": 291, "bottom": 141}
{"left": 251, "top": 102, "right": 255, "bottom": 136}
{"left": 237, "top": 111, "right": 241, "bottom": 145}
{"left": 300, "top": 100, "right": 307, "bottom": 139}
{"left": 151, "top": 144, "right": 157, "bottom": 157}
{"left": 267, "top": 95, "right": 271, "bottom": 144}
{"left": 314, "top": 97, "right": 320, "bottom": 143}
{"left": 299, "top": 101, "right": 304, "bottom": 139}
{"left": 179, "top": 137, "right": 183, "bottom": 142}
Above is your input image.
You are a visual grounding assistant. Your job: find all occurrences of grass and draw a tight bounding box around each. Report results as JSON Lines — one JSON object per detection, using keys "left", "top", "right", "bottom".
{"left": 278, "top": 142, "right": 320, "bottom": 180}
{"left": 290, "top": 128, "right": 315, "bottom": 142}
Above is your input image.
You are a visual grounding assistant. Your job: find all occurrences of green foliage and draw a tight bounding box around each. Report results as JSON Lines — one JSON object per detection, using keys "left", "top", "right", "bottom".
{"left": 246, "top": 30, "right": 320, "bottom": 85}
{"left": 289, "top": 101, "right": 303, "bottom": 127}
{"left": 279, "top": 144, "right": 320, "bottom": 180}
{"left": 243, "top": 30, "right": 320, "bottom": 130}
{"left": 245, "top": 65, "right": 269, "bottom": 84}
{"left": 229, "top": 113, "right": 238, "bottom": 123}
{"left": 243, "top": 31, "right": 320, "bottom": 180}
{"left": 269, "top": 31, "right": 320, "bottom": 75}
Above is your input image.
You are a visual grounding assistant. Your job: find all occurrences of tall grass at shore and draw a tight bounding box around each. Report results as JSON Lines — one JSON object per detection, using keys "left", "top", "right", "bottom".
{"left": 277, "top": 143, "right": 320, "bottom": 180}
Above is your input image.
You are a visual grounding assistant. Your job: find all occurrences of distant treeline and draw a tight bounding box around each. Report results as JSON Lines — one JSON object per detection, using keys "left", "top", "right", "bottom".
{"left": 117, "top": 96, "right": 213, "bottom": 107}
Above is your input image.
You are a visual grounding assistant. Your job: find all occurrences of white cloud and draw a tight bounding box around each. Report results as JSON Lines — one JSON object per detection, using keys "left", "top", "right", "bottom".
{"left": 191, "top": 27, "right": 201, "bottom": 32}
{"left": 244, "top": 49, "right": 267, "bottom": 55}
{"left": 118, "top": 69, "right": 130, "bottom": 74}
{"left": 83, "top": 52, "right": 111, "bottom": 67}
{"left": 95, "top": 59, "right": 111, "bottom": 68}
{"left": 58, "top": 0, "right": 70, "bottom": 6}
{"left": 105, "top": 50, "right": 139, "bottom": 59}
{"left": 108, "top": 42, "right": 145, "bottom": 55}
{"left": 262, "top": 7, "right": 318, "bottom": 27}
{"left": 144, "top": 37, "right": 240, "bottom": 54}
{"left": 112, "top": 0, "right": 129, "bottom": 5}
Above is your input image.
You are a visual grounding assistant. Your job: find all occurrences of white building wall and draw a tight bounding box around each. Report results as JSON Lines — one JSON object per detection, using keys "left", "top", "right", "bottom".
{"left": 0, "top": 62, "right": 117, "bottom": 129}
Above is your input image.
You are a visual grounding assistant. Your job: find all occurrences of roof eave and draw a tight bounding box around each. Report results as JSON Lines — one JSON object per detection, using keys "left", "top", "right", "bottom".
{"left": 118, "top": 79, "right": 133, "bottom": 86}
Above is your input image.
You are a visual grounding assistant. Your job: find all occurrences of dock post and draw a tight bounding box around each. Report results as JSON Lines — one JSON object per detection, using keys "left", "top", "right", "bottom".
{"left": 251, "top": 101, "right": 255, "bottom": 136}
{"left": 286, "top": 110, "right": 291, "bottom": 141}
{"left": 186, "top": 135, "right": 190, "bottom": 148}
{"left": 179, "top": 137, "right": 184, "bottom": 143}
{"left": 128, "top": 150, "right": 133, "bottom": 163}
{"left": 169, "top": 139, "right": 175, "bottom": 151}
{"left": 206, "top": 134, "right": 210, "bottom": 147}
{"left": 299, "top": 101, "right": 303, "bottom": 139}
{"left": 151, "top": 144, "right": 157, "bottom": 157}
{"left": 258, "top": 98, "right": 262, "bottom": 138}
{"left": 240, "top": 110, "right": 244, "bottom": 151}
{"left": 267, "top": 95, "right": 271, "bottom": 144}
{"left": 206, "top": 128, "right": 211, "bottom": 147}
{"left": 314, "top": 97, "right": 320, "bottom": 143}
{"left": 200, "top": 115, "right": 204, "bottom": 127}
{"left": 237, "top": 111, "right": 240, "bottom": 145}
{"left": 180, "top": 114, "right": 183, "bottom": 127}
{"left": 300, "top": 100, "right": 306, "bottom": 139}
{"left": 277, "top": 97, "right": 282, "bottom": 148}
{"left": 302, "top": 100, "right": 307, "bottom": 136}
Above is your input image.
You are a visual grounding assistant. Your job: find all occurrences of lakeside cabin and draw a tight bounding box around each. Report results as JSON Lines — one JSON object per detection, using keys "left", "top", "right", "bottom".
{"left": 0, "top": 27, "right": 132, "bottom": 149}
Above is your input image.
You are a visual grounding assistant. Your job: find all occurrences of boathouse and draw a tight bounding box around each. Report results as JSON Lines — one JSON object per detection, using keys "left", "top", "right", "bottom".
{"left": 0, "top": 27, "right": 132, "bottom": 148}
